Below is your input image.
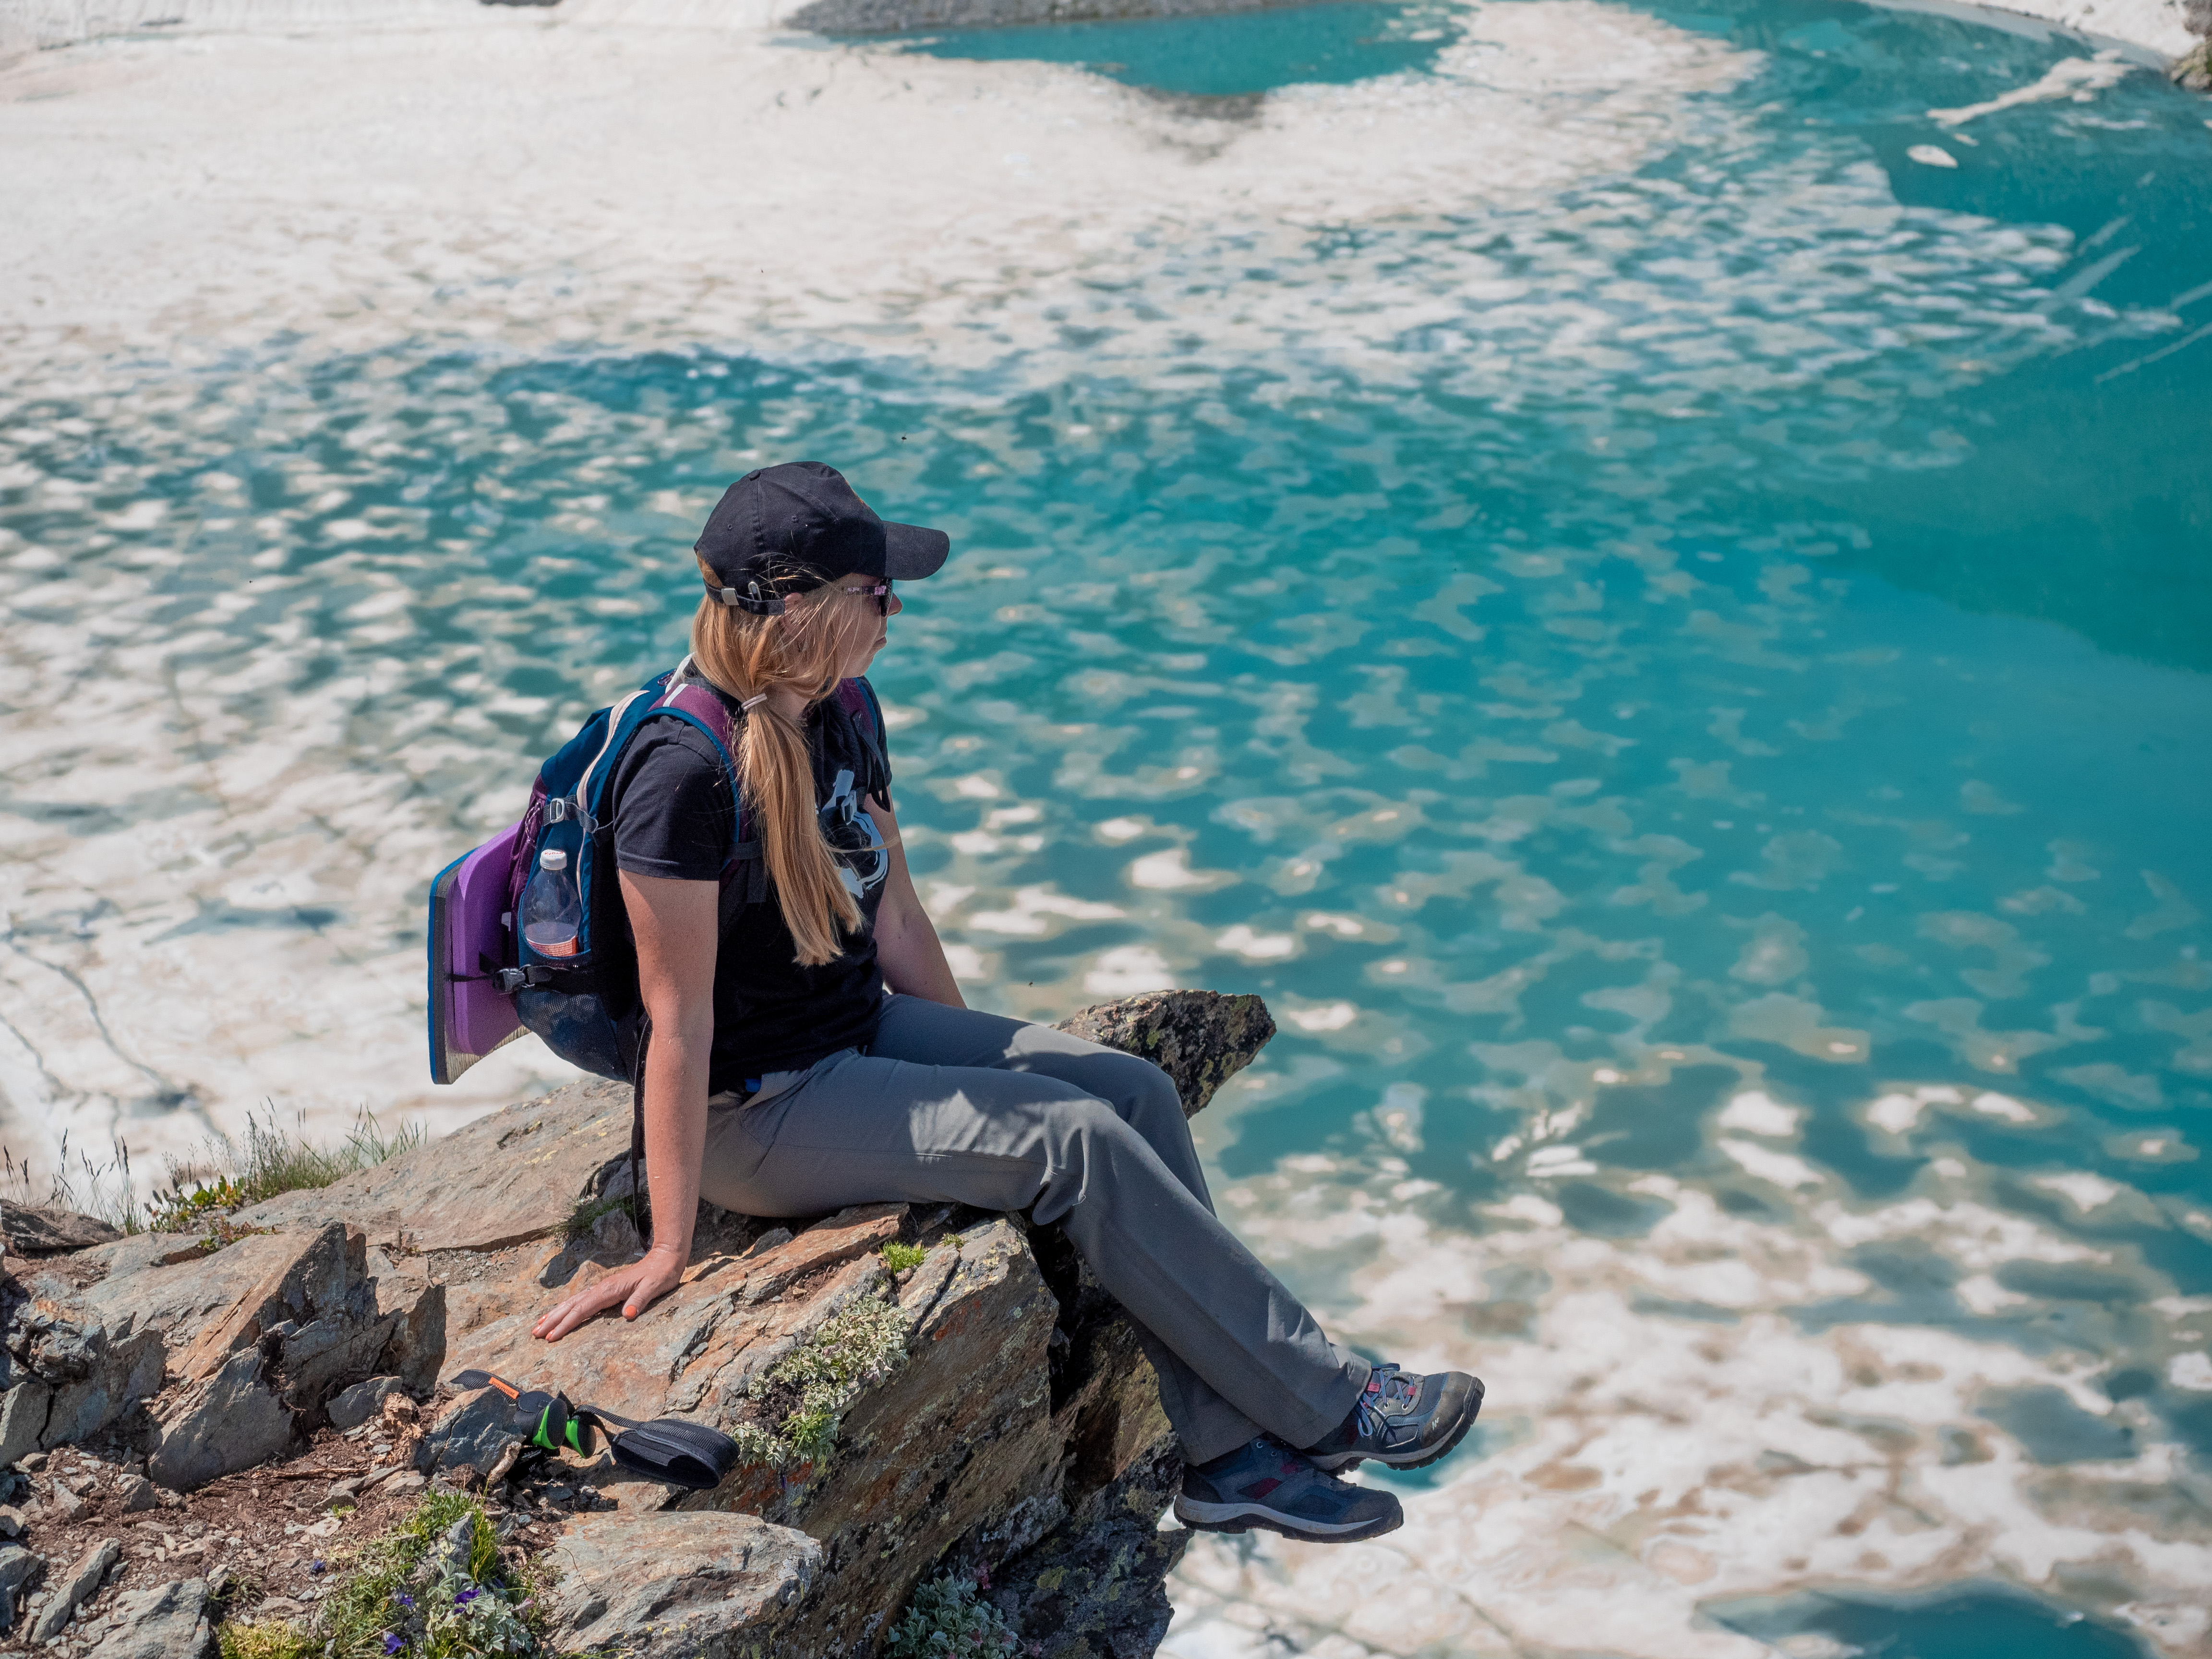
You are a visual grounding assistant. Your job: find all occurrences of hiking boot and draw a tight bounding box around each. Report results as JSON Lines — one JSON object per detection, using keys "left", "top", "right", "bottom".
{"left": 1173, "top": 1438, "right": 1404, "bottom": 1543}
{"left": 1302, "top": 1363, "right": 1484, "bottom": 1473}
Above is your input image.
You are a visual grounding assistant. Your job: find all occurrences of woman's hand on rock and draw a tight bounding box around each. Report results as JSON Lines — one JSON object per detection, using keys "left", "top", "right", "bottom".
{"left": 531, "top": 1244, "right": 685, "bottom": 1342}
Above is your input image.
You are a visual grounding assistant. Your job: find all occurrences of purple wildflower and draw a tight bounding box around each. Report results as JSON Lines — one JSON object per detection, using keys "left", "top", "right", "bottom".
{"left": 383, "top": 1634, "right": 403, "bottom": 1655}
{"left": 454, "top": 1587, "right": 480, "bottom": 1606}
{"left": 396, "top": 1595, "right": 415, "bottom": 1610}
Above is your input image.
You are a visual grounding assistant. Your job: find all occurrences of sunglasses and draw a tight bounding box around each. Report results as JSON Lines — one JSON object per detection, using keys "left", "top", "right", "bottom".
{"left": 837, "top": 579, "right": 895, "bottom": 616}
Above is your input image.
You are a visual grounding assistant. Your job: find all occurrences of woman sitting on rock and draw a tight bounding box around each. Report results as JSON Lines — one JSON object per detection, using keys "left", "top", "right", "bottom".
{"left": 529, "top": 462, "right": 1482, "bottom": 1543}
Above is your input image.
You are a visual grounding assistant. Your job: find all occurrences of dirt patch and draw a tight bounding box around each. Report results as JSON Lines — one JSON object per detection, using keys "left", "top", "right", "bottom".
{"left": 0, "top": 1395, "right": 611, "bottom": 1649}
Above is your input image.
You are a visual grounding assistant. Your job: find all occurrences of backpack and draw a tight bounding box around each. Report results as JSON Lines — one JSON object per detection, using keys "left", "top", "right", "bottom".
{"left": 426, "top": 659, "right": 886, "bottom": 1090}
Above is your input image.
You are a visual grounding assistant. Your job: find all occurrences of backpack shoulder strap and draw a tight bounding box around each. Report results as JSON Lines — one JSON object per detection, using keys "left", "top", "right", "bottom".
{"left": 833, "top": 676, "right": 890, "bottom": 795}
{"left": 633, "top": 661, "right": 765, "bottom": 902}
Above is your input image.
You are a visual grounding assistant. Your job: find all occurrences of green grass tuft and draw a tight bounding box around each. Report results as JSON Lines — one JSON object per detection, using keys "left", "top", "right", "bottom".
{"left": 4, "top": 1133, "right": 147, "bottom": 1234}
{"left": 880, "top": 1240, "right": 928, "bottom": 1273}
{"left": 150, "top": 1105, "right": 424, "bottom": 1233}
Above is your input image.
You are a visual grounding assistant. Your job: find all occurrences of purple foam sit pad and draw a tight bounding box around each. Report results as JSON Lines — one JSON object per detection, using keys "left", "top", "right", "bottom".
{"left": 428, "top": 820, "right": 524, "bottom": 1084}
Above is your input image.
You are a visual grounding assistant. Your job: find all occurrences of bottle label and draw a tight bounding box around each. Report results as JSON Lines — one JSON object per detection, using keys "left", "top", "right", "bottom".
{"left": 526, "top": 925, "right": 581, "bottom": 958}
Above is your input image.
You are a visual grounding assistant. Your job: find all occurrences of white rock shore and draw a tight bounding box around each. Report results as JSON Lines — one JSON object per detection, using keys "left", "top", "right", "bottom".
{"left": 1, "top": 0, "right": 2201, "bottom": 60}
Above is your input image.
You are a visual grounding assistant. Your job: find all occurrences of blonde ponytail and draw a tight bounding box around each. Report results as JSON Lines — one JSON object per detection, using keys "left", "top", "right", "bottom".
{"left": 687, "top": 557, "right": 878, "bottom": 966}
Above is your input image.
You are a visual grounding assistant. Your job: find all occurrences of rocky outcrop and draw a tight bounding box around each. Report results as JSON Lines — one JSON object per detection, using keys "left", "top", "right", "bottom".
{"left": 995, "top": 1440, "right": 1188, "bottom": 1659}
{"left": 2175, "top": 0, "right": 2212, "bottom": 89}
{"left": 1055, "top": 989, "right": 1274, "bottom": 1118}
{"left": 0, "top": 990, "right": 1275, "bottom": 1659}
{"left": 741, "top": 1215, "right": 1070, "bottom": 1657}
{"left": 234, "top": 1084, "right": 637, "bottom": 1250}
{"left": 790, "top": 0, "right": 1295, "bottom": 36}
{"left": 427, "top": 1201, "right": 910, "bottom": 1476}
{"left": 0, "top": 1293, "right": 165, "bottom": 1469}
{"left": 5, "top": 1212, "right": 447, "bottom": 1489}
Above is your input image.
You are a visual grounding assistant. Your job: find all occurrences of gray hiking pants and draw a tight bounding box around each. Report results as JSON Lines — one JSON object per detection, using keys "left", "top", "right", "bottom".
{"left": 697, "top": 994, "right": 1368, "bottom": 1465}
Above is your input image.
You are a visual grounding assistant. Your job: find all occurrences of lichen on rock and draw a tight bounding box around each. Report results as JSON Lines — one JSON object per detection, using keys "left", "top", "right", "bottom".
{"left": 1052, "top": 988, "right": 1276, "bottom": 1118}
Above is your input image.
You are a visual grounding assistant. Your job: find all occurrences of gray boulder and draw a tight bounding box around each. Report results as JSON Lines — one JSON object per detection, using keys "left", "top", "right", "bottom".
{"left": 171, "top": 1222, "right": 382, "bottom": 1391}
{"left": 424, "top": 1385, "right": 524, "bottom": 1482}
{"left": 374, "top": 1261, "right": 445, "bottom": 1395}
{"left": 541, "top": 1512, "right": 820, "bottom": 1658}
{"left": 0, "top": 1386, "right": 42, "bottom": 1472}
{"left": 277, "top": 1310, "right": 393, "bottom": 1407}
{"left": 1053, "top": 988, "right": 1276, "bottom": 1116}
{"left": 0, "top": 1310, "right": 165, "bottom": 1467}
{"left": 149, "top": 1349, "right": 294, "bottom": 1491}
{"left": 85, "top": 1579, "right": 215, "bottom": 1659}
{"left": 28, "top": 1536, "right": 118, "bottom": 1643}
{"left": 0, "top": 1203, "right": 121, "bottom": 1256}
{"left": 0, "top": 1541, "right": 42, "bottom": 1633}
{"left": 328, "top": 1374, "right": 406, "bottom": 1430}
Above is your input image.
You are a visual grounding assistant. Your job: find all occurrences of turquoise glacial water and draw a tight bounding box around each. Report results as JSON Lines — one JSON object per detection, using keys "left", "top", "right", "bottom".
{"left": 3, "top": 0, "right": 2210, "bottom": 1652}
{"left": 878, "top": 1, "right": 1465, "bottom": 97}
{"left": 1712, "top": 1580, "right": 2157, "bottom": 1658}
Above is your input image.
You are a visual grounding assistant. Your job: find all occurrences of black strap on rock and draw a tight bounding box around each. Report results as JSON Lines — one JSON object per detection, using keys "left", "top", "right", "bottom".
{"left": 447, "top": 1369, "right": 739, "bottom": 1492}
{"left": 595, "top": 1413, "right": 743, "bottom": 1491}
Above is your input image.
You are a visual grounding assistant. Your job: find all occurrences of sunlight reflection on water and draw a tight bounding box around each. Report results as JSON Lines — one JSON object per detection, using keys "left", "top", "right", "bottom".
{"left": 2, "top": 0, "right": 2210, "bottom": 1650}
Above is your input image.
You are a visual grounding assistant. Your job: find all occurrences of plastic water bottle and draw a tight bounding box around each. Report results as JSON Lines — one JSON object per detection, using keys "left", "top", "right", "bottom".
{"left": 522, "top": 848, "right": 582, "bottom": 958}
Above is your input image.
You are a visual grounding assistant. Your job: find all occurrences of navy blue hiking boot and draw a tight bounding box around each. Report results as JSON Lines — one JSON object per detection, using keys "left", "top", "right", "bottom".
{"left": 1302, "top": 1363, "right": 1485, "bottom": 1473}
{"left": 1174, "top": 1438, "right": 1404, "bottom": 1543}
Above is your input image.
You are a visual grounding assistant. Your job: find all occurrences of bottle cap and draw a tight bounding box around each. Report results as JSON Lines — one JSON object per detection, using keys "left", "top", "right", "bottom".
{"left": 540, "top": 849, "right": 569, "bottom": 872}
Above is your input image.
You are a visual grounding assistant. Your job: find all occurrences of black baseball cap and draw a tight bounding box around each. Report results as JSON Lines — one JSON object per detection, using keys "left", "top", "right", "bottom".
{"left": 694, "top": 461, "right": 950, "bottom": 614}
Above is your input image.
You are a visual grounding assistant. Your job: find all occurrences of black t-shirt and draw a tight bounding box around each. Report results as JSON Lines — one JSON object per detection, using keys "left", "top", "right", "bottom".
{"left": 608, "top": 678, "right": 893, "bottom": 1088}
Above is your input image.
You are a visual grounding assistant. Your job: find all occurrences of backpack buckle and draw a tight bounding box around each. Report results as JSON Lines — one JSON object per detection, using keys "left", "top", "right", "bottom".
{"left": 496, "top": 965, "right": 555, "bottom": 994}
{"left": 543, "top": 797, "right": 599, "bottom": 833}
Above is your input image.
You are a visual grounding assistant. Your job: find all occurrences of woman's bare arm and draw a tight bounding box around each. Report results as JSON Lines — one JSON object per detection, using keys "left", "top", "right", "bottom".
{"left": 531, "top": 868, "right": 718, "bottom": 1341}
{"left": 866, "top": 793, "right": 965, "bottom": 1009}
